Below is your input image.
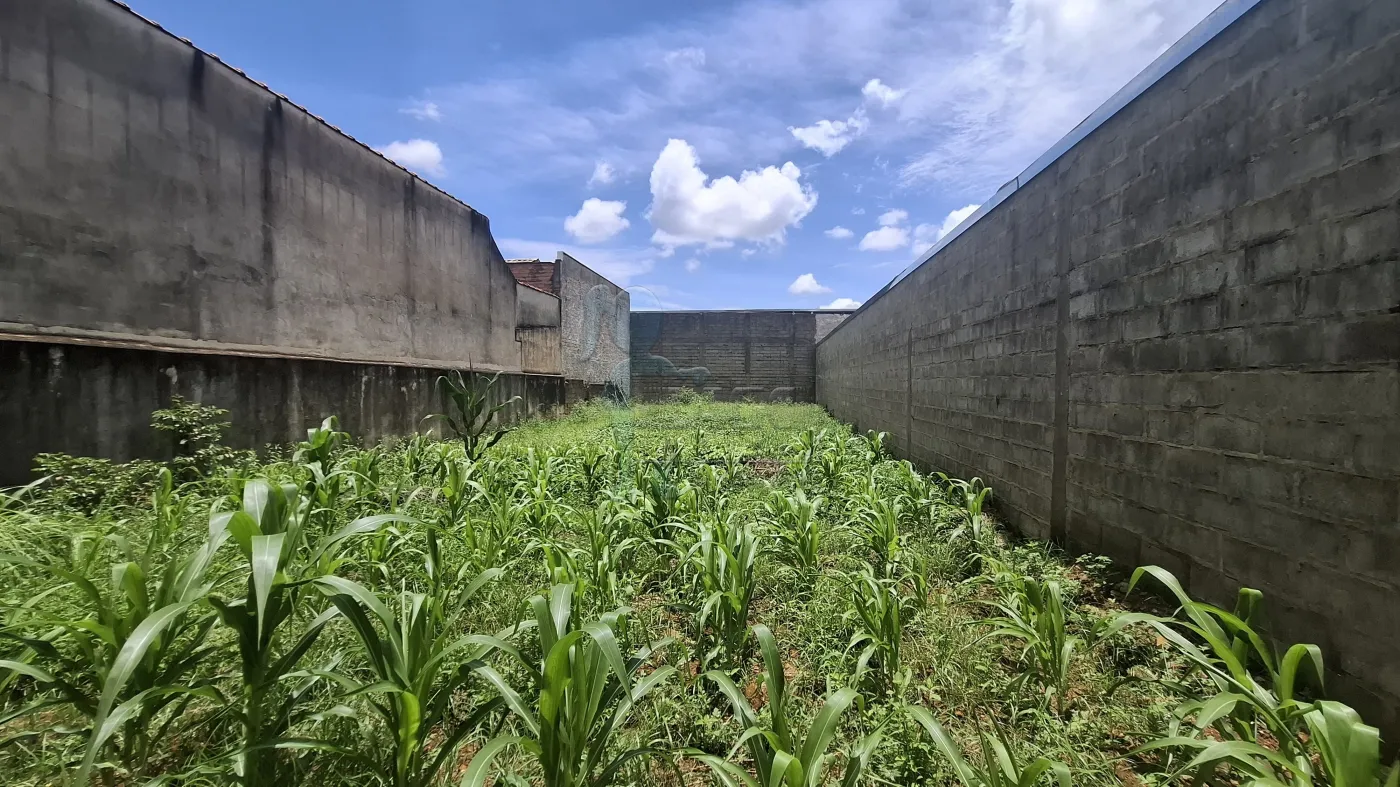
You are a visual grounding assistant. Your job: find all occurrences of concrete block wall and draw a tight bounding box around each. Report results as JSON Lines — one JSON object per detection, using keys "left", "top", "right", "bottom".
{"left": 632, "top": 310, "right": 851, "bottom": 402}
{"left": 818, "top": 0, "right": 1399, "bottom": 729}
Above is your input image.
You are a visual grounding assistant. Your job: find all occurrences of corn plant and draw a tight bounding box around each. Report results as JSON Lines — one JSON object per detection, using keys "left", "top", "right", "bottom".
{"left": 906, "top": 706, "right": 1071, "bottom": 787}
{"left": 697, "top": 624, "right": 887, "bottom": 787}
{"left": 845, "top": 568, "right": 915, "bottom": 695}
{"left": 862, "top": 430, "right": 890, "bottom": 462}
{"left": 573, "top": 442, "right": 608, "bottom": 502}
{"left": 637, "top": 457, "right": 695, "bottom": 542}
{"left": 206, "top": 479, "right": 409, "bottom": 786}
{"left": 676, "top": 514, "right": 760, "bottom": 669}
{"left": 463, "top": 584, "right": 675, "bottom": 787}
{"left": 983, "top": 578, "right": 1078, "bottom": 714}
{"left": 789, "top": 428, "right": 828, "bottom": 482}
{"left": 578, "top": 501, "right": 643, "bottom": 608}
{"left": 855, "top": 498, "right": 903, "bottom": 572}
{"left": 1106, "top": 566, "right": 1389, "bottom": 786}
{"left": 764, "top": 487, "right": 825, "bottom": 576}
{"left": 0, "top": 522, "right": 227, "bottom": 783}
{"left": 945, "top": 477, "right": 992, "bottom": 544}
{"left": 468, "top": 474, "right": 529, "bottom": 569}
{"left": 309, "top": 568, "right": 504, "bottom": 787}
{"left": 426, "top": 368, "right": 521, "bottom": 460}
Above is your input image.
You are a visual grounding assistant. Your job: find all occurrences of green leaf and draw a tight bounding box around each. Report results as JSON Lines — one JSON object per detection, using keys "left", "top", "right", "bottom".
{"left": 459, "top": 735, "right": 522, "bottom": 787}
{"left": 77, "top": 602, "right": 195, "bottom": 784}
{"left": 251, "top": 533, "right": 286, "bottom": 643}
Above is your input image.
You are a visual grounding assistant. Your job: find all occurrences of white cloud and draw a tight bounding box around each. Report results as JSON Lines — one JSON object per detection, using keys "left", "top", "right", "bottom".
{"left": 912, "top": 203, "right": 982, "bottom": 256}
{"left": 416, "top": 0, "right": 1217, "bottom": 203}
{"left": 648, "top": 138, "right": 817, "bottom": 250}
{"left": 851, "top": 207, "right": 865, "bottom": 215}
{"left": 859, "top": 225, "right": 910, "bottom": 252}
{"left": 587, "top": 161, "right": 616, "bottom": 188}
{"left": 877, "top": 209, "right": 908, "bottom": 227}
{"left": 861, "top": 78, "right": 905, "bottom": 107}
{"left": 824, "top": 226, "right": 854, "bottom": 240}
{"left": 788, "top": 273, "right": 832, "bottom": 296}
{"left": 684, "top": 257, "right": 701, "bottom": 272}
{"left": 789, "top": 111, "right": 868, "bottom": 157}
{"left": 564, "top": 198, "right": 631, "bottom": 244}
{"left": 822, "top": 297, "right": 862, "bottom": 309}
{"left": 378, "top": 139, "right": 445, "bottom": 177}
{"left": 497, "top": 238, "right": 654, "bottom": 286}
{"left": 401, "top": 100, "right": 442, "bottom": 122}
{"left": 937, "top": 203, "right": 981, "bottom": 240}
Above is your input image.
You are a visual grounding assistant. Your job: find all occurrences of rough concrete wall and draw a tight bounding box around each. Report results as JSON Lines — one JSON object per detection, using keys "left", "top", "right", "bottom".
{"left": 0, "top": 338, "right": 563, "bottom": 485}
{"left": 0, "top": 0, "right": 522, "bottom": 372}
{"left": 818, "top": 0, "right": 1399, "bottom": 728}
{"left": 558, "top": 253, "right": 630, "bottom": 395}
{"left": 632, "top": 311, "right": 827, "bottom": 402}
{"left": 515, "top": 284, "right": 561, "bottom": 329}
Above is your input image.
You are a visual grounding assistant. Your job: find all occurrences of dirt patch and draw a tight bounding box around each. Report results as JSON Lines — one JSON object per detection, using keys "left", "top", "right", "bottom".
{"left": 744, "top": 458, "right": 785, "bottom": 478}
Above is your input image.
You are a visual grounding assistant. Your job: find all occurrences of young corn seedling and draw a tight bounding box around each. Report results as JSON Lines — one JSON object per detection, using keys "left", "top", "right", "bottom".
{"left": 1106, "top": 566, "right": 1392, "bottom": 786}
{"left": 697, "top": 623, "right": 888, "bottom": 787}
{"left": 862, "top": 430, "right": 890, "bottom": 462}
{"left": 905, "top": 706, "right": 1071, "bottom": 787}
{"left": 983, "top": 577, "right": 1079, "bottom": 715}
{"left": 677, "top": 513, "right": 760, "bottom": 670}
{"left": 855, "top": 498, "right": 904, "bottom": 574}
{"left": 0, "top": 520, "right": 228, "bottom": 783}
{"left": 426, "top": 368, "right": 521, "bottom": 461}
{"left": 845, "top": 568, "right": 916, "bottom": 696}
{"left": 309, "top": 568, "right": 505, "bottom": 787}
{"left": 463, "top": 584, "right": 676, "bottom": 787}
{"left": 789, "top": 428, "right": 828, "bottom": 483}
{"left": 764, "top": 487, "right": 825, "bottom": 577}
{"left": 207, "top": 479, "right": 410, "bottom": 786}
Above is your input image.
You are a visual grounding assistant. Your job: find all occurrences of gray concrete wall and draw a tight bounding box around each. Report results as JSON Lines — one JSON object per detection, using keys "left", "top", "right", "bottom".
{"left": 632, "top": 311, "right": 851, "bottom": 402}
{"left": 558, "top": 253, "right": 630, "bottom": 397}
{"left": 0, "top": 0, "right": 527, "bottom": 373}
{"left": 0, "top": 337, "right": 562, "bottom": 485}
{"left": 817, "top": 0, "right": 1399, "bottom": 728}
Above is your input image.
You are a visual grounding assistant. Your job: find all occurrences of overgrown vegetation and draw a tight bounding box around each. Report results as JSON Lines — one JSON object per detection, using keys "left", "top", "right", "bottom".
{"left": 0, "top": 393, "right": 1392, "bottom": 786}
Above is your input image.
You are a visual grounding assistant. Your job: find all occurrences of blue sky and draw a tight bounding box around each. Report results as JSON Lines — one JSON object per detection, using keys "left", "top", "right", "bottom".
{"left": 126, "top": 0, "right": 1221, "bottom": 310}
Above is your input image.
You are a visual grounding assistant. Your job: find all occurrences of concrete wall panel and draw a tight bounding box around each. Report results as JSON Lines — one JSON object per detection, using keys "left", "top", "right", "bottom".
{"left": 817, "top": 0, "right": 1400, "bottom": 730}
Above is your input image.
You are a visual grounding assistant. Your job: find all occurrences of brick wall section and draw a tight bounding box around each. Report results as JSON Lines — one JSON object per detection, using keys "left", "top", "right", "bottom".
{"left": 506, "top": 261, "right": 559, "bottom": 295}
{"left": 817, "top": 0, "right": 1400, "bottom": 730}
{"left": 633, "top": 311, "right": 851, "bottom": 402}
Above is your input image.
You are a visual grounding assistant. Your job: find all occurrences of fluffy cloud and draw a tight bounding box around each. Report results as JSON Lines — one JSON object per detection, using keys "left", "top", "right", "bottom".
{"left": 911, "top": 203, "right": 981, "bottom": 254}
{"left": 684, "top": 257, "right": 701, "bottom": 273}
{"left": 564, "top": 199, "right": 631, "bottom": 244}
{"left": 789, "top": 111, "right": 869, "bottom": 157}
{"left": 788, "top": 273, "right": 832, "bottom": 296}
{"left": 378, "top": 139, "right": 445, "bottom": 177}
{"left": 587, "top": 161, "right": 616, "bottom": 188}
{"left": 878, "top": 209, "right": 908, "bottom": 226}
{"left": 859, "top": 226, "right": 910, "bottom": 251}
{"left": 648, "top": 139, "right": 817, "bottom": 250}
{"left": 861, "top": 78, "right": 905, "bottom": 107}
{"left": 822, "top": 297, "right": 862, "bottom": 309}
{"left": 824, "top": 226, "right": 854, "bottom": 240}
{"left": 400, "top": 101, "right": 442, "bottom": 122}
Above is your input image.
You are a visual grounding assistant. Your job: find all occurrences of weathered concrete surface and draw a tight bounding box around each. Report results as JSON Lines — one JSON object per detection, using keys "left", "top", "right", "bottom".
{"left": 558, "top": 253, "right": 630, "bottom": 398}
{"left": 818, "top": 0, "right": 1400, "bottom": 730}
{"left": 0, "top": 337, "right": 563, "bottom": 485}
{"left": 633, "top": 311, "right": 851, "bottom": 402}
{"left": 0, "top": 0, "right": 529, "bottom": 373}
